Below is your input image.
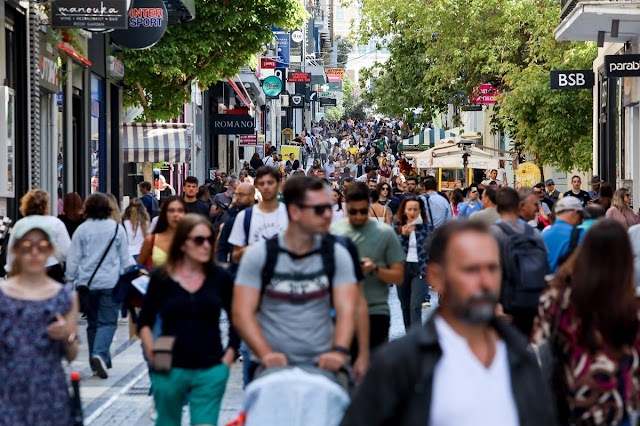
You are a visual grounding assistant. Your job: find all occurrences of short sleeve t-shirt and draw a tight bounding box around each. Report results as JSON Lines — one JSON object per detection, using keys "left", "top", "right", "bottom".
{"left": 563, "top": 190, "right": 591, "bottom": 206}
{"left": 235, "top": 234, "right": 357, "bottom": 364}
{"left": 185, "top": 199, "right": 211, "bottom": 218}
{"left": 330, "top": 219, "right": 405, "bottom": 316}
{"left": 228, "top": 203, "right": 289, "bottom": 247}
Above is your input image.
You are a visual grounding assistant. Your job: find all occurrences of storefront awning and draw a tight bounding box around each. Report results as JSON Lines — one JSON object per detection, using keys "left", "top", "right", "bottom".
{"left": 122, "top": 123, "right": 193, "bottom": 163}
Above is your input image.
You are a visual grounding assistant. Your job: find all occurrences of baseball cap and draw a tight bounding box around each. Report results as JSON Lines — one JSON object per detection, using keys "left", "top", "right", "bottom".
{"left": 11, "top": 215, "right": 54, "bottom": 242}
{"left": 554, "top": 197, "right": 585, "bottom": 215}
{"left": 545, "top": 179, "right": 555, "bottom": 186}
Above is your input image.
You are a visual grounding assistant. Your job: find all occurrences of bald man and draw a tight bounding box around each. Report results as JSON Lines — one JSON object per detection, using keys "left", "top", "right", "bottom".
{"left": 216, "top": 182, "right": 256, "bottom": 265}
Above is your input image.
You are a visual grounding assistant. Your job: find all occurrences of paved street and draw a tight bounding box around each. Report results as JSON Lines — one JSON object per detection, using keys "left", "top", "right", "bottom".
{"left": 72, "top": 286, "right": 437, "bottom": 425}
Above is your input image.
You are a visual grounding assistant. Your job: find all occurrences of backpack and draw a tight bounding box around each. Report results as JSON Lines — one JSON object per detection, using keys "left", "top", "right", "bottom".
{"left": 556, "top": 226, "right": 581, "bottom": 267}
{"left": 497, "top": 223, "right": 550, "bottom": 312}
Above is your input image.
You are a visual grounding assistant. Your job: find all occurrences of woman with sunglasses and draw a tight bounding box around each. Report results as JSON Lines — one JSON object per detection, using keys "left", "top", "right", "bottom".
{"left": 138, "top": 196, "right": 188, "bottom": 270}
{"left": 332, "top": 188, "right": 346, "bottom": 224}
{"left": 369, "top": 189, "right": 392, "bottom": 225}
{"left": 605, "top": 188, "right": 640, "bottom": 230}
{"left": 393, "top": 196, "right": 431, "bottom": 329}
{"left": 0, "top": 216, "right": 79, "bottom": 425}
{"left": 376, "top": 182, "right": 400, "bottom": 215}
{"left": 139, "top": 214, "right": 239, "bottom": 426}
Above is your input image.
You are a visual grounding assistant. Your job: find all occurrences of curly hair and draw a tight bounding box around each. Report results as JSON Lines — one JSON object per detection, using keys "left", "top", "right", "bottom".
{"left": 19, "top": 189, "right": 50, "bottom": 216}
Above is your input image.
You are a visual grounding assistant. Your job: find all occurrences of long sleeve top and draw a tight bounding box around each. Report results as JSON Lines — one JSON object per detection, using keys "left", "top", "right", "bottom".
{"left": 65, "top": 218, "right": 134, "bottom": 289}
{"left": 606, "top": 206, "right": 640, "bottom": 230}
{"left": 393, "top": 222, "right": 431, "bottom": 273}
{"left": 138, "top": 267, "right": 240, "bottom": 369}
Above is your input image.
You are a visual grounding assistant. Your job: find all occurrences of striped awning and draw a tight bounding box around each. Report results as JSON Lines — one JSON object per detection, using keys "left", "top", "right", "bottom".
{"left": 122, "top": 123, "right": 193, "bottom": 163}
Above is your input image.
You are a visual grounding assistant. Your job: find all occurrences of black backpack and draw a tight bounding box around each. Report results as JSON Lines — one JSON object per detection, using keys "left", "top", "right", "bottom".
{"left": 497, "top": 223, "right": 550, "bottom": 312}
{"left": 259, "top": 235, "right": 339, "bottom": 300}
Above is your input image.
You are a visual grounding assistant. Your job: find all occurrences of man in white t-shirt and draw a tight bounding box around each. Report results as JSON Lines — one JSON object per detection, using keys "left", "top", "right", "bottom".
{"left": 228, "top": 166, "right": 288, "bottom": 263}
{"left": 342, "top": 220, "right": 554, "bottom": 426}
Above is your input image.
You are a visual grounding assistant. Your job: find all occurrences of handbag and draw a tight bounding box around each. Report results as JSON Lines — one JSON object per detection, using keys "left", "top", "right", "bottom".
{"left": 152, "top": 336, "right": 175, "bottom": 372}
{"left": 77, "top": 224, "right": 119, "bottom": 315}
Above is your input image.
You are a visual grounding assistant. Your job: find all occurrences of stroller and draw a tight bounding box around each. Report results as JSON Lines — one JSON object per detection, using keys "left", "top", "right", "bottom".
{"left": 227, "top": 366, "right": 350, "bottom": 426}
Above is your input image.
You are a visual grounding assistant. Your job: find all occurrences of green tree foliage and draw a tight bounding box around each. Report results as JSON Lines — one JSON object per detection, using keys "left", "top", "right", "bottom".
{"left": 336, "top": 36, "right": 353, "bottom": 68}
{"left": 325, "top": 106, "right": 345, "bottom": 121}
{"left": 358, "top": 0, "right": 596, "bottom": 171}
{"left": 118, "top": 0, "right": 309, "bottom": 121}
{"left": 342, "top": 77, "right": 370, "bottom": 120}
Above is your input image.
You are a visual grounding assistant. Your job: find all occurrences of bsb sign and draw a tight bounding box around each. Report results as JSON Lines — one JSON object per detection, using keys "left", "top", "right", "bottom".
{"left": 605, "top": 54, "right": 640, "bottom": 77}
{"left": 550, "top": 70, "right": 594, "bottom": 90}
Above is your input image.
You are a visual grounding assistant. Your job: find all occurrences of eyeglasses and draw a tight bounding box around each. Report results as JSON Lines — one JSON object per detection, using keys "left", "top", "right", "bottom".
{"left": 348, "top": 208, "right": 369, "bottom": 216}
{"left": 188, "top": 235, "right": 215, "bottom": 246}
{"left": 297, "top": 203, "right": 333, "bottom": 215}
{"left": 17, "top": 239, "right": 51, "bottom": 255}
{"left": 381, "top": 187, "right": 390, "bottom": 192}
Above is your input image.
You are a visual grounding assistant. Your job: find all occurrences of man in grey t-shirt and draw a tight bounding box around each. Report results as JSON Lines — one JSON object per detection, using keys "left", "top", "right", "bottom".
{"left": 233, "top": 176, "right": 358, "bottom": 375}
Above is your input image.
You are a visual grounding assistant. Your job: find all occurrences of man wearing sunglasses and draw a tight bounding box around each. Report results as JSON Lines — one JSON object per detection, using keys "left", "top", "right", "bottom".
{"left": 331, "top": 182, "right": 405, "bottom": 355}
{"left": 233, "top": 176, "right": 359, "bottom": 380}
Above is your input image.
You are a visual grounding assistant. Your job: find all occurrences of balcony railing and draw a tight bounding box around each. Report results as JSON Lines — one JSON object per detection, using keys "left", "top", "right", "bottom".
{"left": 562, "top": 0, "right": 640, "bottom": 20}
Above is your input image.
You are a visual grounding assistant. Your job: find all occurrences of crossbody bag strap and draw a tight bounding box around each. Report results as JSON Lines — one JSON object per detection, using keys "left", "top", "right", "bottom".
{"left": 425, "top": 195, "right": 435, "bottom": 226}
{"left": 86, "top": 223, "right": 119, "bottom": 288}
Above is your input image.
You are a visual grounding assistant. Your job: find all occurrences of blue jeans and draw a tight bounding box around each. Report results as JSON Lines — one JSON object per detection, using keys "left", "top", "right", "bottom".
{"left": 86, "top": 289, "right": 121, "bottom": 369}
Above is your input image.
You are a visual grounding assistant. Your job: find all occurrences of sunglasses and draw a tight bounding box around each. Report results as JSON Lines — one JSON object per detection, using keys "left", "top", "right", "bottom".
{"left": 17, "top": 239, "right": 51, "bottom": 255}
{"left": 348, "top": 208, "right": 370, "bottom": 216}
{"left": 381, "top": 187, "right": 390, "bottom": 191}
{"left": 188, "top": 235, "right": 215, "bottom": 246}
{"left": 298, "top": 203, "right": 333, "bottom": 215}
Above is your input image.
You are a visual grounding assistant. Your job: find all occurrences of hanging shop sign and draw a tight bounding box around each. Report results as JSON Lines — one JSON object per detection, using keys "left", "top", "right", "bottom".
{"left": 239, "top": 134, "right": 258, "bottom": 146}
{"left": 290, "top": 93, "right": 304, "bottom": 108}
{"left": 288, "top": 72, "right": 311, "bottom": 83}
{"left": 550, "top": 70, "right": 594, "bottom": 90}
{"left": 605, "top": 54, "right": 640, "bottom": 78}
{"left": 108, "top": 56, "right": 125, "bottom": 79}
{"left": 261, "top": 58, "right": 276, "bottom": 69}
{"left": 51, "top": 0, "right": 128, "bottom": 30}
{"left": 469, "top": 84, "right": 503, "bottom": 105}
{"left": 273, "top": 27, "right": 290, "bottom": 68}
{"left": 39, "top": 39, "right": 60, "bottom": 93}
{"left": 289, "top": 30, "right": 303, "bottom": 68}
{"left": 211, "top": 114, "right": 255, "bottom": 135}
{"left": 262, "top": 76, "right": 283, "bottom": 98}
{"left": 110, "top": 0, "right": 168, "bottom": 50}
{"left": 319, "top": 97, "right": 337, "bottom": 106}
{"left": 325, "top": 68, "right": 344, "bottom": 83}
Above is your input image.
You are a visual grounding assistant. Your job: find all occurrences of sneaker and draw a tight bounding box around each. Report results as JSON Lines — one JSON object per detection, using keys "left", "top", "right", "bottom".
{"left": 422, "top": 300, "right": 431, "bottom": 308}
{"left": 91, "top": 355, "right": 108, "bottom": 379}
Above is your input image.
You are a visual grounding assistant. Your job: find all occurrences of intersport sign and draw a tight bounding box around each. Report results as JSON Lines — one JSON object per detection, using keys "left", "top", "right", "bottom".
{"left": 605, "top": 54, "right": 640, "bottom": 77}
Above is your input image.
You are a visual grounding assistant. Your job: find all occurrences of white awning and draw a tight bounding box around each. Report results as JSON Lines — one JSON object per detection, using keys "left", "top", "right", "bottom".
{"left": 122, "top": 123, "right": 193, "bottom": 163}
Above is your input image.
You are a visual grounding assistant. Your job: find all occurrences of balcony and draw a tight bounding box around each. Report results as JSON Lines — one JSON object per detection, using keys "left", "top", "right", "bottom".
{"left": 556, "top": 0, "right": 640, "bottom": 42}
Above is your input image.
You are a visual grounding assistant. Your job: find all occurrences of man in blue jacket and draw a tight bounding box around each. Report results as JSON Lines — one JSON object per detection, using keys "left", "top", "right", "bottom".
{"left": 542, "top": 196, "right": 587, "bottom": 273}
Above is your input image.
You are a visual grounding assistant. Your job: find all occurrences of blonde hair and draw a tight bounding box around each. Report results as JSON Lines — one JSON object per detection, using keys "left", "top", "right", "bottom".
{"left": 105, "top": 193, "right": 122, "bottom": 223}
{"left": 19, "top": 189, "right": 50, "bottom": 216}
{"left": 123, "top": 198, "right": 150, "bottom": 235}
{"left": 612, "top": 188, "right": 629, "bottom": 213}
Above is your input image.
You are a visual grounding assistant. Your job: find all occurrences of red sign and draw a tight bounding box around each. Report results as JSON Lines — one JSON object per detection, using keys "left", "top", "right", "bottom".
{"left": 261, "top": 58, "right": 276, "bottom": 69}
{"left": 239, "top": 134, "right": 258, "bottom": 146}
{"left": 288, "top": 72, "right": 311, "bottom": 83}
{"left": 469, "top": 84, "right": 503, "bottom": 105}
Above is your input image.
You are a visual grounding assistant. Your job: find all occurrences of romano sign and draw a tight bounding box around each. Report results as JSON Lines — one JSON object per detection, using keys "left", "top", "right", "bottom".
{"left": 211, "top": 115, "right": 255, "bottom": 135}
{"left": 51, "top": 0, "right": 128, "bottom": 30}
{"left": 605, "top": 54, "right": 640, "bottom": 77}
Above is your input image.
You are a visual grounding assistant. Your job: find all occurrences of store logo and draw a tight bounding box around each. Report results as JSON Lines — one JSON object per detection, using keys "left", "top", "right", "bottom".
{"left": 605, "top": 54, "right": 640, "bottom": 77}
{"left": 550, "top": 70, "right": 594, "bottom": 90}
{"left": 291, "top": 30, "right": 303, "bottom": 44}
{"left": 262, "top": 76, "right": 283, "bottom": 97}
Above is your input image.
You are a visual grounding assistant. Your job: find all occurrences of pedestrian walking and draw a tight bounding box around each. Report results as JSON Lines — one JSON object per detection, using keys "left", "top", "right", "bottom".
{"left": 122, "top": 198, "right": 150, "bottom": 262}
{"left": 139, "top": 214, "right": 239, "bottom": 426}
{"left": 140, "top": 181, "right": 160, "bottom": 219}
{"left": 331, "top": 182, "right": 404, "bottom": 355}
{"left": 233, "top": 176, "right": 358, "bottom": 400}
{"left": 341, "top": 221, "right": 555, "bottom": 426}
{"left": 394, "top": 196, "right": 431, "bottom": 329}
{"left": 543, "top": 197, "right": 587, "bottom": 273}
{"left": 0, "top": 216, "right": 79, "bottom": 426}
{"left": 5, "top": 189, "right": 71, "bottom": 283}
{"left": 138, "top": 196, "right": 187, "bottom": 270}
{"left": 183, "top": 176, "right": 213, "bottom": 219}
{"left": 605, "top": 188, "right": 640, "bottom": 230}
{"left": 533, "top": 219, "right": 640, "bottom": 425}
{"left": 215, "top": 182, "right": 256, "bottom": 267}
{"left": 457, "top": 186, "right": 483, "bottom": 218}
{"left": 563, "top": 175, "right": 591, "bottom": 206}
{"left": 332, "top": 188, "right": 346, "bottom": 224}
{"left": 545, "top": 179, "right": 562, "bottom": 204}
{"left": 65, "top": 193, "right": 134, "bottom": 379}
{"left": 57, "top": 192, "right": 85, "bottom": 238}
{"left": 470, "top": 185, "right": 500, "bottom": 226}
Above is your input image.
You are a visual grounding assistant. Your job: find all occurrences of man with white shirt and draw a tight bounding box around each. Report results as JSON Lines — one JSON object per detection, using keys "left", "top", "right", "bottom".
{"left": 341, "top": 220, "right": 554, "bottom": 426}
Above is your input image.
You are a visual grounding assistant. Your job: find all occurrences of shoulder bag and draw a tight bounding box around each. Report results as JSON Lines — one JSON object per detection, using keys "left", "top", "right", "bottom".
{"left": 77, "top": 224, "right": 118, "bottom": 315}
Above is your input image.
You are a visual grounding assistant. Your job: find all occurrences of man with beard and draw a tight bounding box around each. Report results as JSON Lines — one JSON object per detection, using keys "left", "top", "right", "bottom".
{"left": 341, "top": 221, "right": 554, "bottom": 426}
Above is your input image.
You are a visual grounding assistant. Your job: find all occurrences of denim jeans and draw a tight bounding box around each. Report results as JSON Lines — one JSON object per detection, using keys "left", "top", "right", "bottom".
{"left": 398, "top": 262, "right": 426, "bottom": 330}
{"left": 86, "top": 289, "right": 121, "bottom": 368}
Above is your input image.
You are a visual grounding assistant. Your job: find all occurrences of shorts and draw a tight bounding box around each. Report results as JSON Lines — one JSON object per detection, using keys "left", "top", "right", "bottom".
{"left": 151, "top": 363, "right": 230, "bottom": 426}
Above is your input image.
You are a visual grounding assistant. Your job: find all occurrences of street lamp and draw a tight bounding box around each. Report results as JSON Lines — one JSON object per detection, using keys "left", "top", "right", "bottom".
{"left": 456, "top": 139, "right": 476, "bottom": 187}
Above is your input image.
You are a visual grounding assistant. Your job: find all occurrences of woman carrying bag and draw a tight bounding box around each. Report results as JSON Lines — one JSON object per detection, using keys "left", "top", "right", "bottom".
{"left": 394, "top": 196, "right": 431, "bottom": 329}
{"left": 138, "top": 214, "right": 239, "bottom": 426}
{"left": 65, "top": 193, "right": 134, "bottom": 379}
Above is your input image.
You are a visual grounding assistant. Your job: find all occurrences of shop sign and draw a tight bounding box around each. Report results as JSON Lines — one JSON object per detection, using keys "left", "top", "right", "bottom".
{"left": 288, "top": 72, "right": 311, "bottom": 83}
{"left": 211, "top": 114, "right": 255, "bottom": 135}
{"left": 108, "top": 56, "right": 125, "bottom": 79}
{"left": 110, "top": 0, "right": 168, "bottom": 50}
{"left": 51, "top": 0, "right": 128, "bottom": 30}
{"left": 261, "top": 58, "right": 276, "bottom": 69}
{"left": 325, "top": 68, "right": 344, "bottom": 83}
{"left": 290, "top": 93, "right": 304, "bottom": 108}
{"left": 262, "top": 76, "right": 283, "bottom": 98}
{"left": 289, "top": 30, "right": 303, "bottom": 68}
{"left": 605, "top": 54, "right": 640, "bottom": 77}
{"left": 239, "top": 134, "right": 257, "bottom": 146}
{"left": 550, "top": 70, "right": 594, "bottom": 90}
{"left": 273, "top": 27, "right": 290, "bottom": 68}
{"left": 469, "top": 84, "right": 503, "bottom": 105}
{"left": 39, "top": 39, "right": 59, "bottom": 93}
{"left": 319, "top": 97, "right": 337, "bottom": 106}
